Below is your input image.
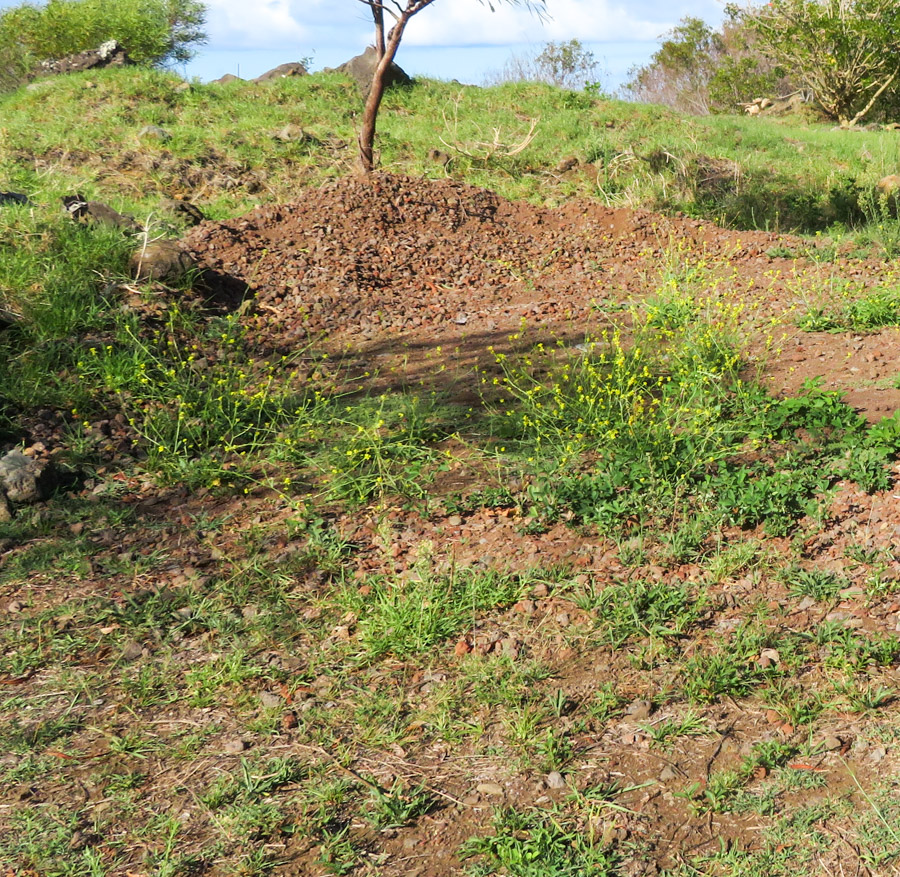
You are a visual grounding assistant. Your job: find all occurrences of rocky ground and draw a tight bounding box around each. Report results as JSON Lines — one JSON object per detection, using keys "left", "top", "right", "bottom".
{"left": 3, "top": 174, "right": 900, "bottom": 875}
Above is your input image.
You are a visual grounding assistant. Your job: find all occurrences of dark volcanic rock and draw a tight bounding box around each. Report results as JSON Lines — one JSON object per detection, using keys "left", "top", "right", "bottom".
{"left": 333, "top": 46, "right": 410, "bottom": 96}
{"left": 253, "top": 62, "right": 308, "bottom": 82}
{"left": 40, "top": 40, "right": 132, "bottom": 76}
{"left": 129, "top": 239, "right": 195, "bottom": 283}
{"left": 0, "top": 450, "right": 58, "bottom": 504}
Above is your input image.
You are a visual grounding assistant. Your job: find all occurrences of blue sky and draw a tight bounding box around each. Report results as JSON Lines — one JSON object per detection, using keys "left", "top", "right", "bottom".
{"left": 0, "top": 0, "right": 728, "bottom": 88}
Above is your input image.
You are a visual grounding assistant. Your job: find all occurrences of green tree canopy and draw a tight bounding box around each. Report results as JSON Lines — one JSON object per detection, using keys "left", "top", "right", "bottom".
{"left": 0, "top": 0, "right": 206, "bottom": 68}
{"left": 739, "top": 0, "right": 900, "bottom": 127}
{"left": 627, "top": 13, "right": 790, "bottom": 114}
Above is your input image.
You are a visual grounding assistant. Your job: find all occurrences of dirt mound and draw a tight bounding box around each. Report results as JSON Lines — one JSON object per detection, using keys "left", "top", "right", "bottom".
{"left": 181, "top": 174, "right": 736, "bottom": 342}
{"left": 182, "top": 174, "right": 900, "bottom": 419}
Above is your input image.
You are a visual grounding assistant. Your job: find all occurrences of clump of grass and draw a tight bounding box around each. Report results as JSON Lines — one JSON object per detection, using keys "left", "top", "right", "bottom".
{"left": 460, "top": 805, "right": 620, "bottom": 876}
{"left": 488, "top": 259, "right": 900, "bottom": 536}
{"left": 339, "top": 553, "right": 525, "bottom": 659}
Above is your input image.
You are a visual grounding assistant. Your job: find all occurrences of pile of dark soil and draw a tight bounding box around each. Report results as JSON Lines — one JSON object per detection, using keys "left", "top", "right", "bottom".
{"left": 181, "top": 173, "right": 755, "bottom": 342}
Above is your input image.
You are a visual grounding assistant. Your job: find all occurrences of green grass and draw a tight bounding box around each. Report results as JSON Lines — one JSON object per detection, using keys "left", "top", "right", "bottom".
{"left": 2, "top": 66, "right": 900, "bottom": 236}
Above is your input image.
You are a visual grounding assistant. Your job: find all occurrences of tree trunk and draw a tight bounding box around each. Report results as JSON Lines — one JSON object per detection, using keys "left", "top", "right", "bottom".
{"left": 358, "top": 15, "right": 409, "bottom": 173}
{"left": 373, "top": 4, "right": 385, "bottom": 59}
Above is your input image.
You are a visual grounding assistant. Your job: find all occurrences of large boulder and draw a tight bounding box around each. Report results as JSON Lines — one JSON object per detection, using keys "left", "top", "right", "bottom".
{"left": 63, "top": 195, "right": 139, "bottom": 232}
{"left": 333, "top": 47, "right": 411, "bottom": 96}
{"left": 0, "top": 450, "right": 58, "bottom": 504}
{"left": 40, "top": 40, "right": 132, "bottom": 76}
{"left": 211, "top": 73, "right": 243, "bottom": 85}
{"left": 253, "top": 62, "right": 308, "bottom": 83}
{"left": 129, "top": 239, "right": 195, "bottom": 283}
{"left": 876, "top": 174, "right": 900, "bottom": 198}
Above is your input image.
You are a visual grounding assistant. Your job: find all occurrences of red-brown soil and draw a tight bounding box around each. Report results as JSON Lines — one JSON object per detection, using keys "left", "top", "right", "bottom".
{"left": 4, "top": 175, "right": 900, "bottom": 876}
{"left": 183, "top": 173, "right": 900, "bottom": 419}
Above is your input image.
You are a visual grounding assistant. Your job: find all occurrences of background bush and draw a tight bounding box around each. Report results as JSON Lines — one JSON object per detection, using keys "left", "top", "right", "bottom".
{"left": 0, "top": 0, "right": 206, "bottom": 88}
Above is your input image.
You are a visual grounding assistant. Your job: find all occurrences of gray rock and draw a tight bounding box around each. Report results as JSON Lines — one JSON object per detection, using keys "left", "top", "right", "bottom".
{"left": 475, "top": 782, "right": 504, "bottom": 797}
{"left": 260, "top": 690, "right": 282, "bottom": 709}
{"left": 253, "top": 62, "right": 308, "bottom": 83}
{"left": 138, "top": 125, "right": 172, "bottom": 141}
{"left": 658, "top": 764, "right": 677, "bottom": 782}
{"left": 121, "top": 640, "right": 144, "bottom": 662}
{"left": 0, "top": 490, "right": 12, "bottom": 522}
{"left": 820, "top": 734, "right": 843, "bottom": 752}
{"left": 223, "top": 738, "right": 248, "bottom": 755}
{"left": 129, "top": 240, "right": 195, "bottom": 284}
{"left": 272, "top": 124, "right": 314, "bottom": 143}
{"left": 545, "top": 771, "right": 567, "bottom": 789}
{"left": 332, "top": 46, "right": 411, "bottom": 96}
{"left": 0, "top": 451, "right": 58, "bottom": 503}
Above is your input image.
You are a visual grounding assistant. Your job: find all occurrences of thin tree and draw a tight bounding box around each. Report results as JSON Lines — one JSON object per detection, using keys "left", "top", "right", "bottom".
{"left": 354, "top": 0, "right": 547, "bottom": 172}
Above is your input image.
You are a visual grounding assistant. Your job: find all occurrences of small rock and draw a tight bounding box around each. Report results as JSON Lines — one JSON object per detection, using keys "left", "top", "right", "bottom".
{"left": 120, "top": 640, "right": 144, "bottom": 662}
{"left": 6, "top": 600, "right": 22, "bottom": 614}
{"left": 532, "top": 583, "right": 550, "bottom": 598}
{"left": 513, "top": 599, "right": 536, "bottom": 615}
{"left": 825, "top": 610, "right": 852, "bottom": 623}
{"left": 0, "top": 450, "right": 58, "bottom": 503}
{"left": 820, "top": 734, "right": 843, "bottom": 752}
{"left": 138, "top": 124, "right": 172, "bottom": 141}
{"left": 447, "top": 515, "right": 462, "bottom": 527}
{"left": 556, "top": 612, "right": 571, "bottom": 627}
{"left": 868, "top": 746, "right": 887, "bottom": 763}
{"left": 281, "top": 710, "right": 298, "bottom": 730}
{"left": 658, "top": 764, "right": 677, "bottom": 782}
{"left": 223, "top": 738, "right": 248, "bottom": 755}
{"left": 454, "top": 638, "right": 471, "bottom": 656}
{"left": 260, "top": 690, "right": 282, "bottom": 709}
{"left": 476, "top": 782, "right": 504, "bottom": 797}
{"left": 765, "top": 709, "right": 781, "bottom": 724}
{"left": 545, "top": 771, "right": 567, "bottom": 789}
{"left": 624, "top": 699, "right": 652, "bottom": 721}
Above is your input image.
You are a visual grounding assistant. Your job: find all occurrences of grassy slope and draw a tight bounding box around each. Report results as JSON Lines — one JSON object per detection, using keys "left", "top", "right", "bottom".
{"left": 2, "top": 66, "right": 900, "bottom": 230}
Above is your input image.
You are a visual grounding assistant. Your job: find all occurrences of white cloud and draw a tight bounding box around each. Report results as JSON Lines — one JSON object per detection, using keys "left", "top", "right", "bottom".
{"left": 404, "top": 0, "right": 664, "bottom": 46}
{"left": 205, "top": 0, "right": 313, "bottom": 49}
{"left": 203, "top": 0, "right": 727, "bottom": 51}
